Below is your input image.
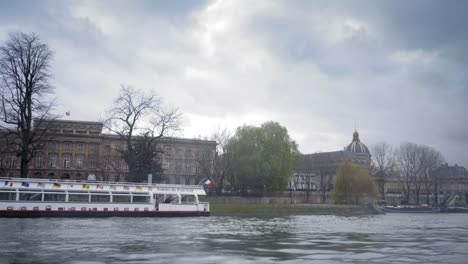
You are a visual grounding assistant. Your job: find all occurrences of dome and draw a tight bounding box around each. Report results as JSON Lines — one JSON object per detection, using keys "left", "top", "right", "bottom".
{"left": 345, "top": 130, "right": 370, "bottom": 154}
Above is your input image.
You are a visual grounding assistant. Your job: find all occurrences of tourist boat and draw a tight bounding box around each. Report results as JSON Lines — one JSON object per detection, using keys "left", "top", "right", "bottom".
{"left": 378, "top": 205, "right": 440, "bottom": 213}
{"left": 0, "top": 177, "right": 210, "bottom": 217}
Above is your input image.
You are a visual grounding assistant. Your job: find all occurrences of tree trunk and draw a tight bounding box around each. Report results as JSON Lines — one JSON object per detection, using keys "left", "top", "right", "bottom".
{"left": 20, "top": 156, "right": 29, "bottom": 178}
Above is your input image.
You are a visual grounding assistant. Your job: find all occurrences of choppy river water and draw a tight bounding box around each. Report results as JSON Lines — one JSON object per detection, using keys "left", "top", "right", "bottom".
{"left": 0, "top": 214, "right": 467, "bottom": 263}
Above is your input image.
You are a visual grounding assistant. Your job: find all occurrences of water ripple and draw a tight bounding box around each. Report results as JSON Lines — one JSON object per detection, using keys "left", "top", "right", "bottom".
{"left": 0, "top": 214, "right": 467, "bottom": 263}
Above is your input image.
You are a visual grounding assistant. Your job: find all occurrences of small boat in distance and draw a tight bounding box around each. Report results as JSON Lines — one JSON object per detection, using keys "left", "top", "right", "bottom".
{"left": 0, "top": 177, "right": 210, "bottom": 217}
{"left": 379, "top": 205, "right": 440, "bottom": 213}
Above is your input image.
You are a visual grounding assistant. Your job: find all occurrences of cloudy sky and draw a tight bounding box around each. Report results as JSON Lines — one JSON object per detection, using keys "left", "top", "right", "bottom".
{"left": 0, "top": 0, "right": 467, "bottom": 167}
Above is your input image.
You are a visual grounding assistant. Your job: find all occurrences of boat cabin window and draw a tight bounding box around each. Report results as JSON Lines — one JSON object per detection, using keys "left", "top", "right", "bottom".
{"left": 113, "top": 195, "right": 131, "bottom": 203}
{"left": 44, "top": 192, "right": 66, "bottom": 202}
{"left": 68, "top": 193, "right": 89, "bottom": 202}
{"left": 132, "top": 195, "right": 150, "bottom": 203}
{"left": 91, "top": 194, "right": 111, "bottom": 203}
{"left": 81, "top": 207, "right": 87, "bottom": 211}
{"left": 0, "top": 191, "right": 16, "bottom": 201}
{"left": 19, "top": 192, "right": 42, "bottom": 201}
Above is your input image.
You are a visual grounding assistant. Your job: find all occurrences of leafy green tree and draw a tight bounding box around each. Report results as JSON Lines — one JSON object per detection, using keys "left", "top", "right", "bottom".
{"left": 225, "top": 121, "right": 298, "bottom": 195}
{"left": 332, "top": 161, "right": 378, "bottom": 204}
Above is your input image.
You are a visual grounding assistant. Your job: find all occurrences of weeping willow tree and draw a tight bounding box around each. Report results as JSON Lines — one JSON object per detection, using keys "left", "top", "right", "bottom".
{"left": 332, "top": 161, "right": 378, "bottom": 205}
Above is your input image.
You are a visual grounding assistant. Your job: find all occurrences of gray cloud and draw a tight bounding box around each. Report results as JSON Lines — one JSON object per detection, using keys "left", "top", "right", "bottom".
{"left": 0, "top": 0, "right": 466, "bottom": 167}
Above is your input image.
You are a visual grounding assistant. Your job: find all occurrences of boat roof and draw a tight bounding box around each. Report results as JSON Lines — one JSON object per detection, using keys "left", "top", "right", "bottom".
{"left": 0, "top": 177, "right": 207, "bottom": 196}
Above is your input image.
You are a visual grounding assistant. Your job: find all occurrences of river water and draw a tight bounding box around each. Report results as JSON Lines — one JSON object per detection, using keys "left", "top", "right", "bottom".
{"left": 0, "top": 214, "right": 467, "bottom": 264}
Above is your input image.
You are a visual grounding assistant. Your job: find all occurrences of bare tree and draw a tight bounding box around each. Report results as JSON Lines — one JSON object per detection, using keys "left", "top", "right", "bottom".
{"left": 418, "top": 145, "right": 445, "bottom": 205}
{"left": 317, "top": 167, "right": 333, "bottom": 203}
{"left": 0, "top": 32, "right": 56, "bottom": 178}
{"left": 211, "top": 128, "right": 232, "bottom": 195}
{"left": 397, "top": 142, "right": 422, "bottom": 204}
{"left": 371, "top": 142, "right": 395, "bottom": 201}
{"left": 104, "top": 86, "right": 181, "bottom": 182}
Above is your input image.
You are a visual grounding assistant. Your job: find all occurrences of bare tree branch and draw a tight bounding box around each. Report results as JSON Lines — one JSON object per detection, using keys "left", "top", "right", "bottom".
{"left": 0, "top": 32, "right": 56, "bottom": 178}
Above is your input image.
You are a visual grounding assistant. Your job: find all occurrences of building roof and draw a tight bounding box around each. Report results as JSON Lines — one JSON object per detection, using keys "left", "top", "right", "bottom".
{"left": 345, "top": 130, "right": 370, "bottom": 155}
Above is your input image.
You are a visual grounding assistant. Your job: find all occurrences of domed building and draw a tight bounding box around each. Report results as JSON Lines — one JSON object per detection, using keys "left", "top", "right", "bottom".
{"left": 291, "top": 130, "right": 372, "bottom": 202}
{"left": 344, "top": 130, "right": 371, "bottom": 167}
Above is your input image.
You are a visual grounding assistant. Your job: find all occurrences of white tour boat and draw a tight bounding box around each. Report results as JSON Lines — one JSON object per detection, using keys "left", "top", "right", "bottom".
{"left": 0, "top": 177, "right": 210, "bottom": 217}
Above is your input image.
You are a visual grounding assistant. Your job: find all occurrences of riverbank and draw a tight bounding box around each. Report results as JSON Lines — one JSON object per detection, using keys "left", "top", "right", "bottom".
{"left": 210, "top": 203, "right": 368, "bottom": 216}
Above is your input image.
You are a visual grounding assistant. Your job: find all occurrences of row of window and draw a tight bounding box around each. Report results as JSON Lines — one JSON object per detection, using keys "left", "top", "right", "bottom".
{"left": 6, "top": 206, "right": 150, "bottom": 212}
{"left": 48, "top": 142, "right": 99, "bottom": 152}
{"left": 0, "top": 192, "right": 151, "bottom": 203}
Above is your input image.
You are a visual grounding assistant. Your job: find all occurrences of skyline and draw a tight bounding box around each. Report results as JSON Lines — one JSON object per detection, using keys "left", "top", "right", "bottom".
{"left": 0, "top": 0, "right": 467, "bottom": 167}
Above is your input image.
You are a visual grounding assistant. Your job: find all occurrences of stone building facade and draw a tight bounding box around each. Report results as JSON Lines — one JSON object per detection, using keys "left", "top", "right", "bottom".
{"left": 0, "top": 120, "right": 216, "bottom": 185}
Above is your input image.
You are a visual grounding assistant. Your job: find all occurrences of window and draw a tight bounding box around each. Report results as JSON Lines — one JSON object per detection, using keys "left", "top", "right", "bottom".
{"left": 176, "top": 161, "right": 182, "bottom": 173}
{"left": 175, "top": 177, "right": 180, "bottom": 185}
{"left": 89, "top": 156, "right": 96, "bottom": 169}
{"left": 49, "top": 142, "right": 58, "bottom": 151}
{"left": 185, "top": 163, "right": 191, "bottom": 173}
{"left": 196, "top": 165, "right": 201, "bottom": 174}
{"left": 19, "top": 192, "right": 42, "bottom": 201}
{"left": 35, "top": 155, "right": 43, "bottom": 168}
{"left": 63, "top": 154, "right": 70, "bottom": 168}
{"left": 132, "top": 195, "right": 150, "bottom": 203}
{"left": 33, "top": 206, "right": 39, "bottom": 211}
{"left": 104, "top": 157, "right": 109, "bottom": 170}
{"left": 77, "top": 143, "right": 83, "bottom": 151}
{"left": 185, "top": 177, "right": 191, "bottom": 185}
{"left": 68, "top": 193, "right": 89, "bottom": 202}
{"left": 113, "top": 195, "right": 131, "bottom": 203}
{"left": 91, "top": 194, "right": 110, "bottom": 203}
{"left": 76, "top": 155, "right": 83, "bottom": 169}
{"left": 49, "top": 154, "right": 57, "bottom": 168}
{"left": 44, "top": 193, "right": 66, "bottom": 202}
{"left": 0, "top": 191, "right": 17, "bottom": 201}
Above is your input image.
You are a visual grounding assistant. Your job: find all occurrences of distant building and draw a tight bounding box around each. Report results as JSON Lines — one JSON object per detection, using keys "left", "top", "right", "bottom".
{"left": 385, "top": 164, "right": 468, "bottom": 205}
{"left": 292, "top": 130, "right": 371, "bottom": 193}
{"left": 0, "top": 119, "right": 216, "bottom": 184}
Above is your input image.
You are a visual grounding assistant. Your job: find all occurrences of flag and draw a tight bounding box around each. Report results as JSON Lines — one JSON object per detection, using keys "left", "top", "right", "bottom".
{"left": 53, "top": 183, "right": 61, "bottom": 188}
{"left": 110, "top": 185, "right": 116, "bottom": 190}
{"left": 97, "top": 185, "right": 103, "bottom": 190}
{"left": 37, "top": 182, "right": 44, "bottom": 188}
{"left": 200, "top": 177, "right": 213, "bottom": 187}
{"left": 65, "top": 111, "right": 70, "bottom": 116}
{"left": 9, "top": 182, "right": 13, "bottom": 187}
{"left": 4, "top": 181, "right": 8, "bottom": 186}
{"left": 21, "top": 182, "right": 30, "bottom": 187}
{"left": 82, "top": 184, "right": 89, "bottom": 190}
{"left": 136, "top": 186, "right": 142, "bottom": 191}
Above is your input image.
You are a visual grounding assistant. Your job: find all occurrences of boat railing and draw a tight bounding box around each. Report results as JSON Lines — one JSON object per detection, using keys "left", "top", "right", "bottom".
{"left": 0, "top": 177, "right": 205, "bottom": 189}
